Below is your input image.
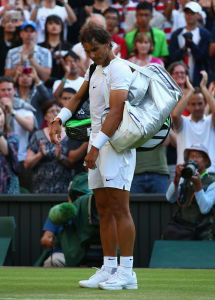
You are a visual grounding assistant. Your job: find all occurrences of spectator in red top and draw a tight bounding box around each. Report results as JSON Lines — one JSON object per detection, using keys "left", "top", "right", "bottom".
{"left": 103, "top": 7, "right": 128, "bottom": 59}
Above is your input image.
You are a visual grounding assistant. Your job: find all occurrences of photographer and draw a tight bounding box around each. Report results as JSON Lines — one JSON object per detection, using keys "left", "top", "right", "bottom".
{"left": 164, "top": 144, "right": 215, "bottom": 241}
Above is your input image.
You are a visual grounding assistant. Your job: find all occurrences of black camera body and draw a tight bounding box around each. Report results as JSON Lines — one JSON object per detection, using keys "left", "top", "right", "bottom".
{"left": 181, "top": 159, "right": 198, "bottom": 179}
{"left": 183, "top": 31, "right": 193, "bottom": 40}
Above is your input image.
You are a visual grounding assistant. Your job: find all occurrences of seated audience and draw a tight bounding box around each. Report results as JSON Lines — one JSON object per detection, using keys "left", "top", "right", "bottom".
{"left": 24, "top": 99, "right": 74, "bottom": 193}
{"left": 164, "top": 144, "right": 215, "bottom": 240}
{"left": 5, "top": 20, "right": 52, "bottom": 82}
{"left": 0, "top": 103, "right": 20, "bottom": 194}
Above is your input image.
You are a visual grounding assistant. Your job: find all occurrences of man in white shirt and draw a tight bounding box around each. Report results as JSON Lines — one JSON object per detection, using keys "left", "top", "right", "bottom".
{"left": 172, "top": 71, "right": 215, "bottom": 175}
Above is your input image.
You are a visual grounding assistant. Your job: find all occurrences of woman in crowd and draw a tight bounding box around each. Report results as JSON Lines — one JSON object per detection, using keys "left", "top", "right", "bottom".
{"left": 128, "top": 33, "right": 163, "bottom": 66}
{"left": 24, "top": 99, "right": 73, "bottom": 193}
{"left": 39, "top": 14, "right": 73, "bottom": 88}
{"left": 14, "top": 65, "right": 51, "bottom": 128}
{"left": 0, "top": 103, "right": 20, "bottom": 194}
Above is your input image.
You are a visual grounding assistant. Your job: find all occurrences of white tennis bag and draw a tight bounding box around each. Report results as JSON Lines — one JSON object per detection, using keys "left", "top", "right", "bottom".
{"left": 102, "top": 59, "right": 183, "bottom": 153}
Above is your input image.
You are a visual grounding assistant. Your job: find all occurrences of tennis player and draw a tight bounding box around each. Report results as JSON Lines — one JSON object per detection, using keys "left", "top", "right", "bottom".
{"left": 49, "top": 23, "right": 137, "bottom": 290}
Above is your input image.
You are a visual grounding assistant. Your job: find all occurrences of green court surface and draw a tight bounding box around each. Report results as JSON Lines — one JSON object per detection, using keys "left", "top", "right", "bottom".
{"left": 0, "top": 267, "right": 215, "bottom": 300}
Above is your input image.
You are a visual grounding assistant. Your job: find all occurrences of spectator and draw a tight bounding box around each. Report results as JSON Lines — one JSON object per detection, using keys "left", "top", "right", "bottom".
{"left": 0, "top": 103, "right": 20, "bottom": 194}
{"left": 125, "top": 2, "right": 169, "bottom": 59}
{"left": 164, "top": 144, "right": 215, "bottom": 240}
{"left": 168, "top": 1, "right": 210, "bottom": 86}
{"left": 30, "top": 0, "right": 77, "bottom": 43}
{"left": 139, "top": 0, "right": 167, "bottom": 32}
{"left": 111, "top": 0, "right": 137, "bottom": 36}
{"left": 172, "top": 70, "right": 215, "bottom": 175}
{"left": 168, "top": 61, "right": 190, "bottom": 115}
{"left": 24, "top": 99, "right": 74, "bottom": 193}
{"left": 0, "top": 0, "right": 27, "bottom": 23}
{"left": 208, "top": 22, "right": 215, "bottom": 87}
{"left": 0, "top": 76, "right": 35, "bottom": 190}
{"left": 0, "top": 12, "right": 22, "bottom": 76}
{"left": 128, "top": 32, "right": 163, "bottom": 66}
{"left": 171, "top": 0, "right": 206, "bottom": 33}
{"left": 67, "top": 0, "right": 94, "bottom": 44}
{"left": 13, "top": 65, "right": 51, "bottom": 128}
{"left": 39, "top": 14, "right": 73, "bottom": 89}
{"left": 4, "top": 20, "right": 52, "bottom": 82}
{"left": 52, "top": 51, "right": 84, "bottom": 99}
{"left": 130, "top": 144, "right": 169, "bottom": 194}
{"left": 93, "top": 0, "right": 110, "bottom": 14}
{"left": 103, "top": 7, "right": 128, "bottom": 59}
{"left": 167, "top": 61, "right": 190, "bottom": 183}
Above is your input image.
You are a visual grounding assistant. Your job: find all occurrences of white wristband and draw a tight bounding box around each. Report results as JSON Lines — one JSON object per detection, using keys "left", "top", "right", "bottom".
{"left": 92, "top": 131, "right": 109, "bottom": 149}
{"left": 55, "top": 107, "right": 72, "bottom": 124}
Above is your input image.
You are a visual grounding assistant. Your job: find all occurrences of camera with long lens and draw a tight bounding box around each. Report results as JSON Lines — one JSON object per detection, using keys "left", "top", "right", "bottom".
{"left": 181, "top": 159, "right": 198, "bottom": 179}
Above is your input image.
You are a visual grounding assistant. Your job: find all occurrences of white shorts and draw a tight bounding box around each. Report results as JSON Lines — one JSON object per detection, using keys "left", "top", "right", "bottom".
{"left": 88, "top": 133, "right": 136, "bottom": 191}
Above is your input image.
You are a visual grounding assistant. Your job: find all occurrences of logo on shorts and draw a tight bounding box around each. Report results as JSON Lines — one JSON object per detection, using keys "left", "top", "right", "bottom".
{"left": 106, "top": 178, "right": 113, "bottom": 181}
{"left": 93, "top": 86, "right": 96, "bottom": 89}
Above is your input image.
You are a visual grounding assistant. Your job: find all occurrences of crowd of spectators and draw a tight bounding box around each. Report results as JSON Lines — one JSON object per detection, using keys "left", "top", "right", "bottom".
{"left": 0, "top": 0, "right": 215, "bottom": 197}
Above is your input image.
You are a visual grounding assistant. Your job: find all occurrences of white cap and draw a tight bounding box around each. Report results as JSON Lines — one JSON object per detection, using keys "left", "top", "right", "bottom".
{"left": 184, "top": 1, "right": 202, "bottom": 13}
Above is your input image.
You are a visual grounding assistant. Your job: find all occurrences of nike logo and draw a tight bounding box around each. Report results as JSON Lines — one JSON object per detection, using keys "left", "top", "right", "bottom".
{"left": 108, "top": 258, "right": 115, "bottom": 260}
{"left": 106, "top": 178, "right": 113, "bottom": 181}
{"left": 93, "top": 86, "right": 96, "bottom": 89}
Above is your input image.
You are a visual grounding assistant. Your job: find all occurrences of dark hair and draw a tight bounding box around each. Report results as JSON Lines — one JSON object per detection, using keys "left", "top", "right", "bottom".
{"left": 0, "top": 103, "right": 11, "bottom": 136}
{"left": 167, "top": 61, "right": 189, "bottom": 76}
{"left": 80, "top": 23, "right": 112, "bottom": 46}
{"left": 191, "top": 87, "right": 206, "bottom": 103}
{"left": 0, "top": 76, "right": 14, "bottom": 86}
{"left": 103, "top": 7, "right": 120, "bottom": 25}
{"left": 63, "top": 50, "right": 80, "bottom": 61}
{"left": 60, "top": 87, "right": 77, "bottom": 97}
{"left": 44, "top": 15, "right": 64, "bottom": 44}
{"left": 136, "top": 2, "right": 153, "bottom": 12}
{"left": 41, "top": 99, "right": 60, "bottom": 116}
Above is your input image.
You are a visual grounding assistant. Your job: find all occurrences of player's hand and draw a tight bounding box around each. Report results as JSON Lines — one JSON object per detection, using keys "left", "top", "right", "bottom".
{"left": 49, "top": 121, "right": 62, "bottom": 145}
{"left": 84, "top": 146, "right": 99, "bottom": 169}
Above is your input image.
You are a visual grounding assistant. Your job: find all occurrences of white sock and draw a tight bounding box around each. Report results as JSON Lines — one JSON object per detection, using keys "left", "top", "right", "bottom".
{"left": 103, "top": 256, "right": 118, "bottom": 274}
{"left": 120, "top": 256, "right": 133, "bottom": 273}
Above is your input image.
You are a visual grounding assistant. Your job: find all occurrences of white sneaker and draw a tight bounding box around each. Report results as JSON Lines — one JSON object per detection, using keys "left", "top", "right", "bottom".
{"left": 79, "top": 266, "right": 111, "bottom": 288}
{"left": 99, "top": 267, "right": 138, "bottom": 290}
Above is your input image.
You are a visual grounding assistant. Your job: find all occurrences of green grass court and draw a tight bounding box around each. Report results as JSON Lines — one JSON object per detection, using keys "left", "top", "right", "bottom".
{"left": 0, "top": 268, "right": 215, "bottom": 300}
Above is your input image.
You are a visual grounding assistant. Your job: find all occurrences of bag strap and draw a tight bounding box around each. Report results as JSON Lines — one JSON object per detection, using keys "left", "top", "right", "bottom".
{"left": 74, "top": 63, "right": 97, "bottom": 114}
